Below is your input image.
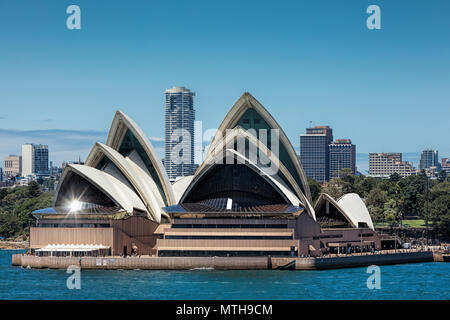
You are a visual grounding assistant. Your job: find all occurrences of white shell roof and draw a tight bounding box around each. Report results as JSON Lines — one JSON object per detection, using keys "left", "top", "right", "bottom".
{"left": 49, "top": 98, "right": 376, "bottom": 230}
{"left": 106, "top": 110, "right": 175, "bottom": 205}
{"left": 58, "top": 164, "right": 147, "bottom": 214}
{"left": 209, "top": 92, "right": 312, "bottom": 203}
{"left": 172, "top": 175, "right": 194, "bottom": 204}
{"left": 337, "top": 193, "right": 375, "bottom": 230}
{"left": 85, "top": 142, "right": 167, "bottom": 223}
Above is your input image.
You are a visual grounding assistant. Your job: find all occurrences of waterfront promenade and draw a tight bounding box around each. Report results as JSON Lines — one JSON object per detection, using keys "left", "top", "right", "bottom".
{"left": 12, "top": 249, "right": 440, "bottom": 271}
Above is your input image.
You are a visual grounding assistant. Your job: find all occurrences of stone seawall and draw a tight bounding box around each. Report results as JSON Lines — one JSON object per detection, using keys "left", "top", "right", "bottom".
{"left": 12, "top": 251, "right": 436, "bottom": 270}
{"left": 15, "top": 255, "right": 268, "bottom": 270}
{"left": 271, "top": 251, "right": 434, "bottom": 270}
{"left": 12, "top": 253, "right": 22, "bottom": 266}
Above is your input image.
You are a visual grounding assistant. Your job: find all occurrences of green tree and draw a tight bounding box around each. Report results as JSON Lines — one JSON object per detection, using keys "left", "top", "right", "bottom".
{"left": 438, "top": 170, "right": 447, "bottom": 183}
{"left": 385, "top": 212, "right": 396, "bottom": 226}
{"left": 322, "top": 179, "right": 344, "bottom": 200}
{"left": 390, "top": 173, "right": 402, "bottom": 182}
{"left": 27, "top": 181, "right": 42, "bottom": 198}
{"left": 383, "top": 198, "right": 400, "bottom": 223}
{"left": 356, "top": 175, "right": 377, "bottom": 198}
{"left": 397, "top": 172, "right": 428, "bottom": 218}
{"left": 367, "top": 206, "right": 384, "bottom": 223}
{"left": 307, "top": 177, "right": 322, "bottom": 204}
{"left": 338, "top": 168, "right": 358, "bottom": 194}
{"left": 0, "top": 184, "right": 53, "bottom": 238}
{"left": 14, "top": 192, "right": 53, "bottom": 233}
{"left": 365, "top": 187, "right": 387, "bottom": 208}
{"left": 428, "top": 181, "right": 450, "bottom": 239}
{"left": 0, "top": 188, "right": 8, "bottom": 202}
{"left": 0, "top": 211, "right": 20, "bottom": 238}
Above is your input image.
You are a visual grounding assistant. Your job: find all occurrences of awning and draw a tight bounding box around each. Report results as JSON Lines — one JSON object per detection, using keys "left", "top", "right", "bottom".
{"left": 327, "top": 243, "right": 343, "bottom": 247}
{"left": 35, "top": 244, "right": 110, "bottom": 252}
{"left": 327, "top": 241, "right": 374, "bottom": 247}
{"left": 156, "top": 246, "right": 297, "bottom": 251}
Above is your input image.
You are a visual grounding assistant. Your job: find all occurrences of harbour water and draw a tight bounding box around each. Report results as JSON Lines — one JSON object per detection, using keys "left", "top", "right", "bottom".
{"left": 1, "top": 250, "right": 449, "bottom": 300}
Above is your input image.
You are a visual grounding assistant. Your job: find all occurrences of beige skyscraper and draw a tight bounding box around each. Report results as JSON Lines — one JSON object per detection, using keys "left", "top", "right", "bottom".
{"left": 4, "top": 155, "right": 22, "bottom": 177}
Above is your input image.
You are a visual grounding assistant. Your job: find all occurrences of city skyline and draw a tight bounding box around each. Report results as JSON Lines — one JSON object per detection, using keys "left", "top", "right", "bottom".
{"left": 0, "top": 107, "right": 441, "bottom": 175}
{"left": 0, "top": 97, "right": 445, "bottom": 174}
{"left": 1, "top": 1, "right": 449, "bottom": 172}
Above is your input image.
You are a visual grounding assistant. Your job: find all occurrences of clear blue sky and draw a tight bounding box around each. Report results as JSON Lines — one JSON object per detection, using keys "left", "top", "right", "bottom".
{"left": 0, "top": 0, "right": 449, "bottom": 172}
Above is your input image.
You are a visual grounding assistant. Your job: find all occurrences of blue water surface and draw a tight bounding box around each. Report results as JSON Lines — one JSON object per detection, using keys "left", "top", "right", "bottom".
{"left": 1, "top": 250, "right": 449, "bottom": 300}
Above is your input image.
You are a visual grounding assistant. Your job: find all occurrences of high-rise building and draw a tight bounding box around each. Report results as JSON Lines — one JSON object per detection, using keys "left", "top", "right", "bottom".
{"left": 164, "top": 86, "right": 195, "bottom": 181}
{"left": 4, "top": 155, "right": 22, "bottom": 177}
{"left": 329, "top": 139, "right": 356, "bottom": 179}
{"left": 22, "top": 144, "right": 33, "bottom": 177}
{"left": 419, "top": 149, "right": 439, "bottom": 170}
{"left": 22, "top": 144, "right": 49, "bottom": 176}
{"left": 369, "top": 153, "right": 416, "bottom": 178}
{"left": 300, "top": 125, "right": 333, "bottom": 182}
{"left": 441, "top": 158, "right": 450, "bottom": 176}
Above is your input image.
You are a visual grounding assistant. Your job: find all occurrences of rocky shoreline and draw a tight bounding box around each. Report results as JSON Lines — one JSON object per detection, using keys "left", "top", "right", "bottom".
{"left": 0, "top": 241, "right": 28, "bottom": 250}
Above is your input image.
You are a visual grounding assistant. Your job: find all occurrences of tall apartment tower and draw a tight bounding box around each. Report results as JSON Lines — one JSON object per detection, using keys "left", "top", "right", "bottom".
{"left": 300, "top": 126, "right": 333, "bottom": 182}
{"left": 329, "top": 139, "right": 356, "bottom": 179}
{"left": 419, "top": 149, "right": 439, "bottom": 170}
{"left": 4, "top": 155, "right": 22, "bottom": 177}
{"left": 22, "top": 144, "right": 49, "bottom": 176}
{"left": 164, "top": 86, "right": 195, "bottom": 181}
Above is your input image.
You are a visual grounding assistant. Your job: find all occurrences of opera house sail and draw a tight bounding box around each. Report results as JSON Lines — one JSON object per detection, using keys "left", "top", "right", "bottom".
{"left": 30, "top": 93, "right": 381, "bottom": 258}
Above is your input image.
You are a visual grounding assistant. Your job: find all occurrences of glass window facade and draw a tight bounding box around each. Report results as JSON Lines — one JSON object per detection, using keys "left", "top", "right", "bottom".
{"left": 165, "top": 87, "right": 195, "bottom": 180}
{"left": 300, "top": 126, "right": 333, "bottom": 182}
{"left": 183, "top": 161, "right": 288, "bottom": 209}
{"left": 235, "top": 108, "right": 307, "bottom": 195}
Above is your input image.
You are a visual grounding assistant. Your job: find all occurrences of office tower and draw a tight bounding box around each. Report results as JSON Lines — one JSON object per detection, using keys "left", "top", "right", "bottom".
{"left": 369, "top": 153, "right": 416, "bottom": 178}
{"left": 4, "top": 155, "right": 22, "bottom": 177}
{"left": 22, "top": 144, "right": 49, "bottom": 176}
{"left": 165, "top": 86, "right": 195, "bottom": 180}
{"left": 329, "top": 139, "right": 356, "bottom": 179}
{"left": 0, "top": 168, "right": 3, "bottom": 183}
{"left": 419, "top": 150, "right": 439, "bottom": 170}
{"left": 22, "top": 144, "right": 33, "bottom": 176}
{"left": 300, "top": 126, "right": 333, "bottom": 182}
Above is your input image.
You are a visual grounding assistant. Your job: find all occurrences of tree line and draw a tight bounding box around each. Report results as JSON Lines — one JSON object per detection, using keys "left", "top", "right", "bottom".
{"left": 0, "top": 171, "right": 449, "bottom": 240}
{"left": 0, "top": 181, "right": 53, "bottom": 240}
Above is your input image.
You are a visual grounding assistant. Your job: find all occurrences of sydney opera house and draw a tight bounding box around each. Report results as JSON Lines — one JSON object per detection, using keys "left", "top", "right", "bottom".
{"left": 30, "top": 93, "right": 381, "bottom": 258}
